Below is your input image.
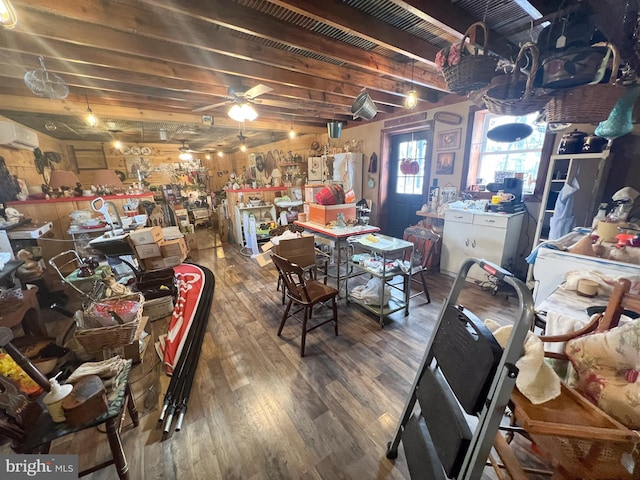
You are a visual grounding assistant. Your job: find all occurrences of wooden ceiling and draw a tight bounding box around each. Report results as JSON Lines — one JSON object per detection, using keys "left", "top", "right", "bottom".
{"left": 0, "top": 0, "right": 566, "bottom": 152}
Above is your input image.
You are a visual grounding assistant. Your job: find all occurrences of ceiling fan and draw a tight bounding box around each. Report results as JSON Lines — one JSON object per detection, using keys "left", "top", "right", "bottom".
{"left": 192, "top": 84, "right": 274, "bottom": 113}
{"left": 178, "top": 140, "right": 201, "bottom": 154}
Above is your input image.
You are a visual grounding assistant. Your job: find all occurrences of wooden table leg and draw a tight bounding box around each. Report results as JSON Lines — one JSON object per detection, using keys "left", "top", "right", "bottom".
{"left": 105, "top": 416, "right": 130, "bottom": 480}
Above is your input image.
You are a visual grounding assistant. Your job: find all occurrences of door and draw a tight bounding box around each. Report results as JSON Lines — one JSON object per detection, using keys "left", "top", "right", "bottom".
{"left": 384, "top": 130, "right": 431, "bottom": 238}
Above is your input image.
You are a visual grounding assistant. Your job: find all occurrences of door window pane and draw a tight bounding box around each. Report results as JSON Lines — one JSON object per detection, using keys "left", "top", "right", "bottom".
{"left": 395, "top": 138, "right": 427, "bottom": 195}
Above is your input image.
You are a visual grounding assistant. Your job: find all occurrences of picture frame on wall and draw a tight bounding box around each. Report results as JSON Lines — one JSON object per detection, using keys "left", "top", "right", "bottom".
{"left": 436, "top": 152, "right": 455, "bottom": 175}
{"left": 437, "top": 128, "right": 462, "bottom": 150}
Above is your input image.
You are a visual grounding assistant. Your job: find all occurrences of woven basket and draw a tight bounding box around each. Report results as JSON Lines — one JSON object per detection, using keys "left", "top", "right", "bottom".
{"left": 545, "top": 42, "right": 622, "bottom": 123}
{"left": 75, "top": 293, "right": 144, "bottom": 353}
{"left": 442, "top": 22, "right": 498, "bottom": 94}
{"left": 483, "top": 42, "right": 551, "bottom": 116}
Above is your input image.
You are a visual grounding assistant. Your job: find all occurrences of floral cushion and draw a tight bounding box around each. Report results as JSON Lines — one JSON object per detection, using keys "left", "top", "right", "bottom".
{"left": 565, "top": 319, "right": 640, "bottom": 429}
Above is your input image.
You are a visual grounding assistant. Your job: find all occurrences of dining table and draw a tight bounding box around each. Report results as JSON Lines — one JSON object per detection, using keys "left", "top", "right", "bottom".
{"left": 293, "top": 221, "right": 380, "bottom": 293}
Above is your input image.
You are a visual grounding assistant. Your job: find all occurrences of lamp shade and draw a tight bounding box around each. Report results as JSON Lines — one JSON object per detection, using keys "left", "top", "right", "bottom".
{"left": 92, "top": 169, "right": 124, "bottom": 188}
{"left": 48, "top": 170, "right": 80, "bottom": 189}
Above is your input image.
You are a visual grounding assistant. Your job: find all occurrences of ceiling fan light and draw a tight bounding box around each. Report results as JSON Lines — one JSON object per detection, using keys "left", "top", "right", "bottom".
{"left": 404, "top": 90, "right": 418, "bottom": 109}
{"left": 240, "top": 103, "right": 258, "bottom": 121}
{"left": 179, "top": 151, "right": 192, "bottom": 161}
{"left": 228, "top": 104, "right": 244, "bottom": 122}
{"left": 0, "top": 0, "right": 18, "bottom": 29}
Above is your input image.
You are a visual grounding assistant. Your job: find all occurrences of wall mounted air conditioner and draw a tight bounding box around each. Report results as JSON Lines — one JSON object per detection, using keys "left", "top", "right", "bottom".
{"left": 0, "top": 121, "right": 40, "bottom": 150}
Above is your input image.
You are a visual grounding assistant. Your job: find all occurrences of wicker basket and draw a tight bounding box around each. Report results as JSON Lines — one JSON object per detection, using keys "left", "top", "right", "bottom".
{"left": 545, "top": 42, "right": 622, "bottom": 123}
{"left": 442, "top": 22, "right": 498, "bottom": 94}
{"left": 483, "top": 43, "right": 551, "bottom": 116}
{"left": 74, "top": 293, "right": 144, "bottom": 354}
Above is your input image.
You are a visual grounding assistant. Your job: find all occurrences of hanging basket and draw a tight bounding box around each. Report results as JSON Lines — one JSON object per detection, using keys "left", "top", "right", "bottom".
{"left": 441, "top": 22, "right": 498, "bottom": 94}
{"left": 483, "top": 43, "right": 551, "bottom": 116}
{"left": 545, "top": 42, "right": 623, "bottom": 123}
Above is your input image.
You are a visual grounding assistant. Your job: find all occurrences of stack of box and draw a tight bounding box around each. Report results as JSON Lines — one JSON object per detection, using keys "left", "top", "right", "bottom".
{"left": 129, "top": 226, "right": 188, "bottom": 271}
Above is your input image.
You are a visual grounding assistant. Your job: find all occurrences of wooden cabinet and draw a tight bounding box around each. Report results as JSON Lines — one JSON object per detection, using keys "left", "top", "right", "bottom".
{"left": 440, "top": 210, "right": 524, "bottom": 282}
{"left": 533, "top": 151, "right": 611, "bottom": 245}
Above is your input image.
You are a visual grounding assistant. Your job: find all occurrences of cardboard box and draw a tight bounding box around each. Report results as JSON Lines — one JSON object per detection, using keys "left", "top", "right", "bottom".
{"left": 129, "top": 226, "right": 163, "bottom": 246}
{"left": 161, "top": 238, "right": 188, "bottom": 258}
{"left": 184, "top": 232, "right": 198, "bottom": 251}
{"left": 307, "top": 203, "right": 356, "bottom": 226}
{"left": 273, "top": 235, "right": 316, "bottom": 268}
{"left": 143, "top": 253, "right": 187, "bottom": 270}
{"left": 135, "top": 241, "right": 162, "bottom": 259}
{"left": 304, "top": 185, "right": 325, "bottom": 203}
{"left": 161, "top": 226, "right": 183, "bottom": 241}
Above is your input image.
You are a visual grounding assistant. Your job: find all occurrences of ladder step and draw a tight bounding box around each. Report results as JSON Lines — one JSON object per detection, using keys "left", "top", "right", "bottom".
{"left": 402, "top": 414, "right": 446, "bottom": 480}
{"left": 417, "top": 367, "right": 472, "bottom": 478}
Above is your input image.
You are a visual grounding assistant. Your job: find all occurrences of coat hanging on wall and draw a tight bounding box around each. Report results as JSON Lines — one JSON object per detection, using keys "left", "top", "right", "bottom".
{"left": 368, "top": 152, "right": 377, "bottom": 173}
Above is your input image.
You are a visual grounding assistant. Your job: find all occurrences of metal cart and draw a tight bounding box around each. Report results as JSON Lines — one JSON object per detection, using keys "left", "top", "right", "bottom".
{"left": 385, "top": 258, "right": 534, "bottom": 480}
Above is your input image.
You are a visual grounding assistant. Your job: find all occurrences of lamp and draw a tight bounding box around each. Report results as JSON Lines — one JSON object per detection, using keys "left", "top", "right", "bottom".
{"left": 0, "top": 0, "right": 17, "bottom": 29}
{"left": 404, "top": 60, "right": 418, "bottom": 110}
{"left": 228, "top": 102, "right": 258, "bottom": 122}
{"left": 289, "top": 115, "right": 296, "bottom": 139}
{"left": 92, "top": 169, "right": 124, "bottom": 188}
{"left": 49, "top": 170, "right": 80, "bottom": 189}
{"left": 85, "top": 94, "right": 97, "bottom": 127}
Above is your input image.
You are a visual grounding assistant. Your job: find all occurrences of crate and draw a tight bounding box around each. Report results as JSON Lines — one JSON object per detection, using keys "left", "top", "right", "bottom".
{"left": 307, "top": 204, "right": 356, "bottom": 226}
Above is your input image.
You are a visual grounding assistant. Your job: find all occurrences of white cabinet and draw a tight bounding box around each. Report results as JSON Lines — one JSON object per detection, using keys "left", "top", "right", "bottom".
{"left": 533, "top": 151, "right": 611, "bottom": 245}
{"left": 440, "top": 210, "right": 524, "bottom": 282}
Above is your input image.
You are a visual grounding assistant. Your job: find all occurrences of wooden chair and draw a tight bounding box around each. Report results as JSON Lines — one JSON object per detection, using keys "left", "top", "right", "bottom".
{"left": 271, "top": 253, "right": 338, "bottom": 357}
{"left": 401, "top": 225, "right": 441, "bottom": 303}
{"left": 269, "top": 227, "right": 329, "bottom": 305}
{"left": 500, "top": 278, "right": 640, "bottom": 480}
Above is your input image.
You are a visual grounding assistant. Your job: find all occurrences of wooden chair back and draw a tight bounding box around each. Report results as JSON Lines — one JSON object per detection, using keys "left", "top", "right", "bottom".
{"left": 271, "top": 253, "right": 309, "bottom": 304}
{"left": 402, "top": 225, "right": 440, "bottom": 272}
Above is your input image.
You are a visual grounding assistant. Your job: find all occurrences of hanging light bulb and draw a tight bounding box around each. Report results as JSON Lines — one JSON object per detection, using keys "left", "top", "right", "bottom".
{"left": 405, "top": 90, "right": 418, "bottom": 109}
{"left": 404, "top": 59, "right": 418, "bottom": 110}
{"left": 217, "top": 151, "right": 224, "bottom": 158}
{"left": 289, "top": 115, "right": 296, "bottom": 139}
{"left": 240, "top": 143, "right": 247, "bottom": 153}
{"left": 0, "top": 0, "right": 18, "bottom": 30}
{"left": 113, "top": 139, "right": 122, "bottom": 149}
{"left": 85, "top": 94, "right": 97, "bottom": 127}
{"left": 205, "top": 152, "right": 211, "bottom": 160}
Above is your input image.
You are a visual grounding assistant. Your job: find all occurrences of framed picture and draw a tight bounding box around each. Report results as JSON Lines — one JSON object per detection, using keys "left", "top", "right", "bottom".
{"left": 436, "top": 152, "right": 455, "bottom": 175}
{"left": 437, "top": 128, "right": 462, "bottom": 150}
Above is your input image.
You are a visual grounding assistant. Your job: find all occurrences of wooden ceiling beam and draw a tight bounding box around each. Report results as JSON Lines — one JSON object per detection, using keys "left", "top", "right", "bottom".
{"left": 10, "top": 7, "right": 411, "bottom": 108}
{"left": 384, "top": 0, "right": 515, "bottom": 58}
{"left": 0, "top": 93, "right": 326, "bottom": 134}
{"left": 137, "top": 0, "right": 446, "bottom": 88}
{"left": 264, "top": 0, "right": 440, "bottom": 63}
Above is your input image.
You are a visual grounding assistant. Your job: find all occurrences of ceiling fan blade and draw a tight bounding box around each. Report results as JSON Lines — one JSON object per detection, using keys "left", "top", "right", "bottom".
{"left": 192, "top": 100, "right": 232, "bottom": 113}
{"left": 243, "top": 84, "right": 273, "bottom": 99}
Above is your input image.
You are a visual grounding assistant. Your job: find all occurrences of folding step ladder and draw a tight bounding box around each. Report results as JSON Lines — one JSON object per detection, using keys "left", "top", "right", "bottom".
{"left": 386, "top": 258, "right": 534, "bottom": 479}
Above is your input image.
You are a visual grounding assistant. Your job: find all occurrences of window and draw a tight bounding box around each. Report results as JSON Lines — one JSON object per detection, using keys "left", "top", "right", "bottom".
{"left": 468, "top": 111, "right": 546, "bottom": 195}
{"left": 395, "top": 134, "right": 428, "bottom": 195}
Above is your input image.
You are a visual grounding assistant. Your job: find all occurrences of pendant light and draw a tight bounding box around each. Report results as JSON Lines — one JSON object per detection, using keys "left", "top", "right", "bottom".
{"left": 288, "top": 115, "right": 296, "bottom": 139}
{"left": 85, "top": 94, "right": 97, "bottom": 127}
{"left": 404, "top": 60, "right": 418, "bottom": 110}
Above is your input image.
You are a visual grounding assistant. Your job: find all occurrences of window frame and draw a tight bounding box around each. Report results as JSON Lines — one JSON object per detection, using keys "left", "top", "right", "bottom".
{"left": 462, "top": 105, "right": 556, "bottom": 201}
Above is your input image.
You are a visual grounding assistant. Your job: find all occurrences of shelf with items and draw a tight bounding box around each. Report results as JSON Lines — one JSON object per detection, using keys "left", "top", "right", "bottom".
{"left": 344, "top": 234, "right": 413, "bottom": 328}
{"left": 233, "top": 203, "right": 276, "bottom": 246}
{"left": 533, "top": 151, "right": 611, "bottom": 246}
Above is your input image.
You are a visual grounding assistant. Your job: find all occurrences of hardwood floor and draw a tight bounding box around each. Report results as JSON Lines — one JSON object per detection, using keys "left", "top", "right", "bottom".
{"left": 5, "top": 228, "right": 553, "bottom": 479}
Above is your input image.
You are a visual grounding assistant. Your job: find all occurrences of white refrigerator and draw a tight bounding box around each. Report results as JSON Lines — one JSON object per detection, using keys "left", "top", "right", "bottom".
{"left": 328, "top": 153, "right": 363, "bottom": 201}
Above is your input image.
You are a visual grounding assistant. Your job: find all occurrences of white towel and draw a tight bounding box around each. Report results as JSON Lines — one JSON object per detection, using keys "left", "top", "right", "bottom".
{"left": 485, "top": 320, "right": 561, "bottom": 405}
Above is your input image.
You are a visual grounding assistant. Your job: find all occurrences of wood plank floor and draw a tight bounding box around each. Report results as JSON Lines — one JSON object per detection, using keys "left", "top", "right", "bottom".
{"left": 3, "top": 227, "right": 554, "bottom": 479}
